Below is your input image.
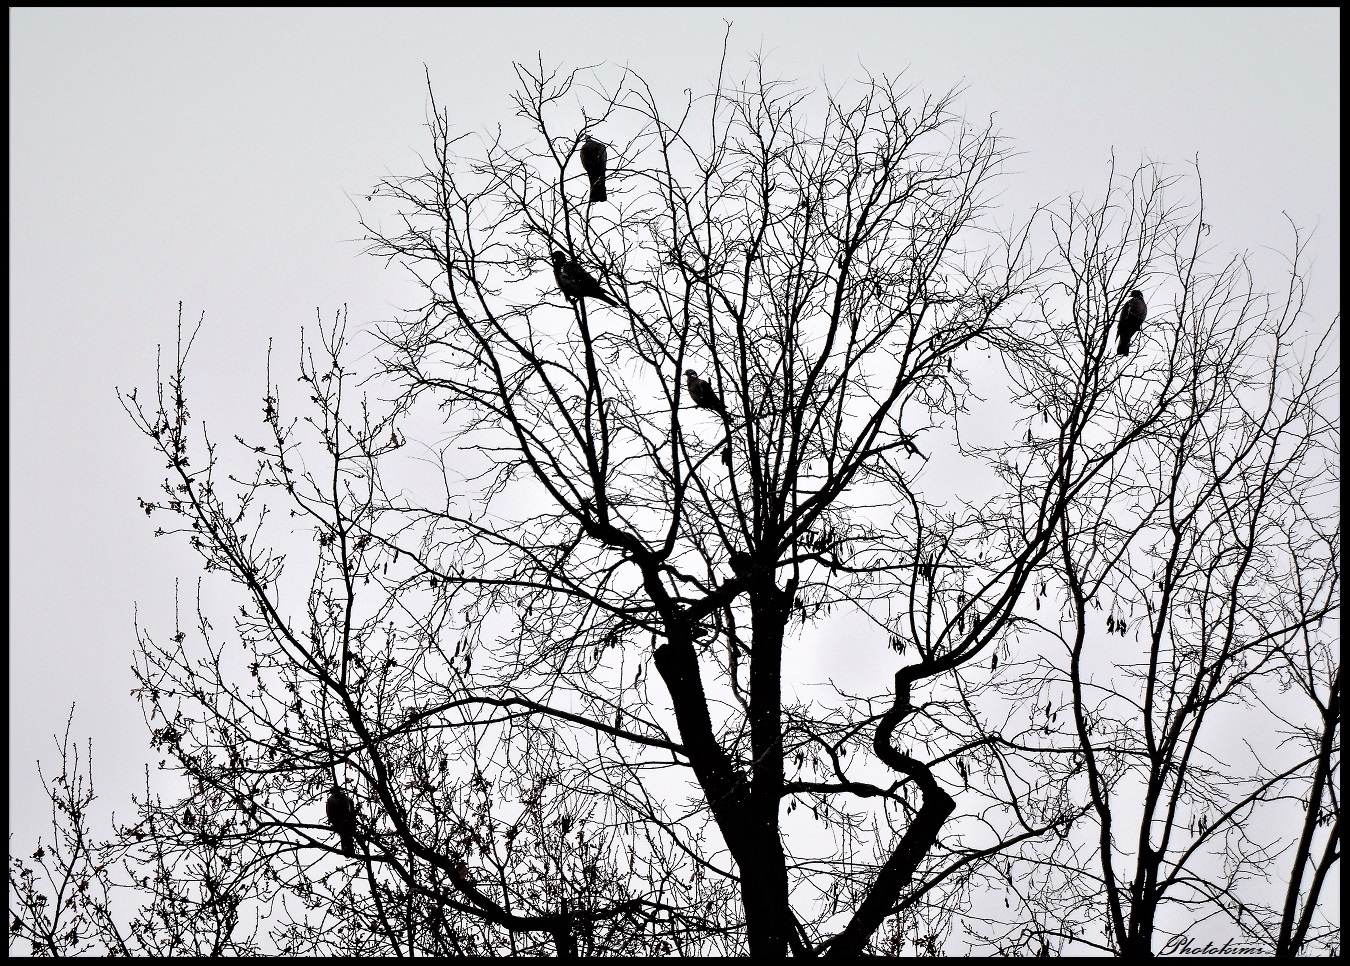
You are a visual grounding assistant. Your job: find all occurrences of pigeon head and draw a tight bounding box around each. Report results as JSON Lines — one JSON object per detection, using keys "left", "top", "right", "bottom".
{"left": 551, "top": 251, "right": 568, "bottom": 267}
{"left": 1130, "top": 290, "right": 1143, "bottom": 299}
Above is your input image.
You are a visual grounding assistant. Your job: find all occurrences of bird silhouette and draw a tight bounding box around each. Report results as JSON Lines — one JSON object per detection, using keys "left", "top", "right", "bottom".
{"left": 579, "top": 137, "right": 608, "bottom": 202}
{"left": 326, "top": 785, "right": 358, "bottom": 858}
{"left": 551, "top": 251, "right": 619, "bottom": 307}
{"left": 1116, "top": 290, "right": 1147, "bottom": 355}
{"left": 684, "top": 370, "right": 727, "bottom": 417}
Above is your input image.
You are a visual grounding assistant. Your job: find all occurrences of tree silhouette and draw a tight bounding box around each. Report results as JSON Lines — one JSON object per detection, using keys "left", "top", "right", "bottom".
{"left": 975, "top": 171, "right": 1339, "bottom": 955}
{"left": 10, "top": 60, "right": 1338, "bottom": 957}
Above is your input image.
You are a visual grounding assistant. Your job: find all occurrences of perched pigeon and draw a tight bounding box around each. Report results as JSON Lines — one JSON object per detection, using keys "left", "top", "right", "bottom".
{"left": 551, "top": 251, "right": 618, "bottom": 307}
{"left": 1116, "top": 290, "right": 1146, "bottom": 356}
{"left": 579, "top": 137, "right": 608, "bottom": 203}
{"left": 326, "top": 785, "right": 358, "bottom": 858}
{"left": 684, "top": 370, "right": 727, "bottom": 416}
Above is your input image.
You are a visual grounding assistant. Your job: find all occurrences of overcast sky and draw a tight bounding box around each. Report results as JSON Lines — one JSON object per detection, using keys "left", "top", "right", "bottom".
{"left": 9, "top": 7, "right": 1339, "bottom": 890}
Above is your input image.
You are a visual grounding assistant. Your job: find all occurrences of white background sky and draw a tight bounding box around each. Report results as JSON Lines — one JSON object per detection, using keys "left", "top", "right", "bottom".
{"left": 9, "top": 7, "right": 1339, "bottom": 914}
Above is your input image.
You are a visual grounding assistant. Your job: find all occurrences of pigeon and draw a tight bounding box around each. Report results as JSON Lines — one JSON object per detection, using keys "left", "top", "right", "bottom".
{"left": 684, "top": 370, "right": 727, "bottom": 416}
{"left": 326, "top": 785, "right": 358, "bottom": 858}
{"left": 551, "top": 251, "right": 618, "bottom": 307}
{"left": 579, "top": 137, "right": 608, "bottom": 203}
{"left": 1116, "top": 290, "right": 1146, "bottom": 356}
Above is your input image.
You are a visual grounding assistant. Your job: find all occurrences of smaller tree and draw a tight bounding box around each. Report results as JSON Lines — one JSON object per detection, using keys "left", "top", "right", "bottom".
{"left": 994, "top": 170, "right": 1340, "bottom": 956}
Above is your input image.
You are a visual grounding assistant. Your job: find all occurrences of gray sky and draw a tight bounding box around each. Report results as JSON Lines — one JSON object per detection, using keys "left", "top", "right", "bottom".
{"left": 9, "top": 6, "right": 1339, "bottom": 904}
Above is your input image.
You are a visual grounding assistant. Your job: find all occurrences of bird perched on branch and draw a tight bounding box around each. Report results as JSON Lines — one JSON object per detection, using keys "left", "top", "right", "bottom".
{"left": 1116, "top": 290, "right": 1146, "bottom": 355}
{"left": 551, "top": 251, "right": 619, "bottom": 307}
{"left": 579, "top": 137, "right": 608, "bottom": 202}
{"left": 684, "top": 370, "right": 727, "bottom": 417}
{"left": 326, "top": 785, "right": 358, "bottom": 858}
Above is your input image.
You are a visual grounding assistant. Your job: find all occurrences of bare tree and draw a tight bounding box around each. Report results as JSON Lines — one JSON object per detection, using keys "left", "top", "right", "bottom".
{"left": 11, "top": 59, "right": 1337, "bottom": 957}
{"left": 359, "top": 58, "right": 1079, "bottom": 956}
{"left": 964, "top": 166, "right": 1340, "bottom": 956}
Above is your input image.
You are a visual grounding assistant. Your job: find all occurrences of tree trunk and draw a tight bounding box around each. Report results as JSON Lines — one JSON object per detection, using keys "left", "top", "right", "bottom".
{"left": 825, "top": 669, "right": 955, "bottom": 957}
{"left": 743, "top": 580, "right": 794, "bottom": 955}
